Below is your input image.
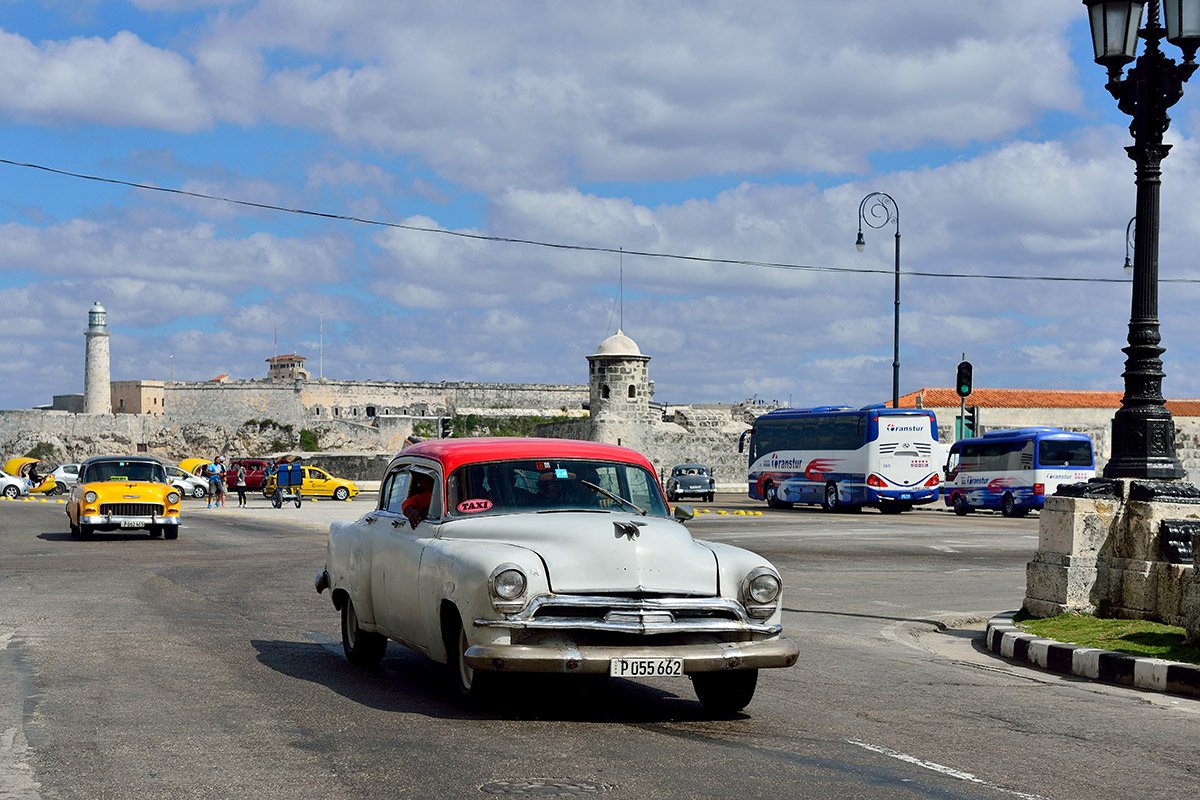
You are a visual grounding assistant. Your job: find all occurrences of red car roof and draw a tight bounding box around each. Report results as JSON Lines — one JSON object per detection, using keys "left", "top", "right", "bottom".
{"left": 397, "top": 437, "right": 657, "bottom": 475}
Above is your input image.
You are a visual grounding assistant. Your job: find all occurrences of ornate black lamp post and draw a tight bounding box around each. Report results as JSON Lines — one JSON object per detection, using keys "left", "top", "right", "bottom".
{"left": 856, "top": 192, "right": 901, "bottom": 410}
{"left": 1083, "top": 0, "right": 1200, "bottom": 479}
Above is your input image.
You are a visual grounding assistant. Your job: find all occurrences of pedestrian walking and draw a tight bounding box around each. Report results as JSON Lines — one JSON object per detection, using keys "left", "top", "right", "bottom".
{"left": 207, "top": 456, "right": 227, "bottom": 508}
{"left": 233, "top": 463, "right": 248, "bottom": 507}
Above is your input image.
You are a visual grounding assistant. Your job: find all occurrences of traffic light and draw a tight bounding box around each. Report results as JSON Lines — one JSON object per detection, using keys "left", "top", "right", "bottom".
{"left": 440, "top": 417, "right": 453, "bottom": 438}
{"left": 955, "top": 361, "right": 973, "bottom": 398}
{"left": 965, "top": 406, "right": 979, "bottom": 436}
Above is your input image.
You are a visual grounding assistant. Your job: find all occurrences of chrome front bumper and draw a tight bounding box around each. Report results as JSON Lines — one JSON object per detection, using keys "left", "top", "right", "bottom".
{"left": 80, "top": 514, "right": 178, "bottom": 527}
{"left": 465, "top": 637, "right": 799, "bottom": 674}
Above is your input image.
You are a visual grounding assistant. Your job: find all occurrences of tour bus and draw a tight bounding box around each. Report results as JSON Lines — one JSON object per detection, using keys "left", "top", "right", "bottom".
{"left": 942, "top": 427, "right": 1095, "bottom": 517}
{"left": 739, "top": 405, "right": 941, "bottom": 513}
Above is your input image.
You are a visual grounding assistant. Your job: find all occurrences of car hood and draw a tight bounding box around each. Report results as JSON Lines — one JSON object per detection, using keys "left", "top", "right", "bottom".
{"left": 441, "top": 512, "right": 718, "bottom": 595}
{"left": 83, "top": 481, "right": 171, "bottom": 499}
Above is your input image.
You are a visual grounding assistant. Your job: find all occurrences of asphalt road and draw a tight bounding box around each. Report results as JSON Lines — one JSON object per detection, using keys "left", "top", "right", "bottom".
{"left": 2, "top": 492, "right": 1198, "bottom": 799}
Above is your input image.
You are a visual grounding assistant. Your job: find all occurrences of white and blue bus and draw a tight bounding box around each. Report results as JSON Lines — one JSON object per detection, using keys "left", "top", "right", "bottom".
{"left": 739, "top": 405, "right": 941, "bottom": 513}
{"left": 942, "top": 427, "right": 1095, "bottom": 517}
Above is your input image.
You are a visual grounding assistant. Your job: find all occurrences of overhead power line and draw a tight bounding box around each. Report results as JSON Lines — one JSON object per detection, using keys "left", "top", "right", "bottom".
{"left": 2, "top": 156, "right": 1197, "bottom": 285}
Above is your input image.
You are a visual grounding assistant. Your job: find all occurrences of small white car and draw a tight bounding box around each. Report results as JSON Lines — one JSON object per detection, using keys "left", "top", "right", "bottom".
{"left": 0, "top": 470, "right": 30, "bottom": 499}
{"left": 50, "top": 463, "right": 81, "bottom": 493}
{"left": 315, "top": 437, "right": 798, "bottom": 715}
{"left": 164, "top": 465, "right": 210, "bottom": 499}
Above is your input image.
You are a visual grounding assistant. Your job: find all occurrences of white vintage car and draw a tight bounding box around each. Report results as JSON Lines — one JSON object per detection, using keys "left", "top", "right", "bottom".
{"left": 315, "top": 437, "right": 799, "bottom": 714}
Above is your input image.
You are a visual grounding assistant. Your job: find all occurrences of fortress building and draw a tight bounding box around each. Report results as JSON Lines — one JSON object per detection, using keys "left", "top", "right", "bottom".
{"left": 7, "top": 303, "right": 1200, "bottom": 487}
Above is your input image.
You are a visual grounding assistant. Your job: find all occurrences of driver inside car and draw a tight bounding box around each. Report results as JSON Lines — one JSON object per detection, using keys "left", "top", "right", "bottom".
{"left": 402, "top": 473, "right": 434, "bottom": 528}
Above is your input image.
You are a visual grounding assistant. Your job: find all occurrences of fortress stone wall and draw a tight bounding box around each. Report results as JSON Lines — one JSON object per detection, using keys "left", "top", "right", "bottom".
{"left": 161, "top": 379, "right": 589, "bottom": 427}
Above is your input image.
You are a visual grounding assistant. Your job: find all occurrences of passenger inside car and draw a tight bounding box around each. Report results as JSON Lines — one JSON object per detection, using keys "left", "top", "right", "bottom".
{"left": 402, "top": 473, "right": 434, "bottom": 528}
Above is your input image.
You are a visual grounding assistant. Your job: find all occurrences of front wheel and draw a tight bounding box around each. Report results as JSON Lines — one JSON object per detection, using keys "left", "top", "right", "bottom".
{"left": 191, "top": 485, "right": 207, "bottom": 499}
{"left": 334, "top": 486, "right": 350, "bottom": 501}
{"left": 764, "top": 483, "right": 792, "bottom": 510}
{"left": 691, "top": 670, "right": 758, "bottom": 716}
{"left": 953, "top": 494, "right": 970, "bottom": 516}
{"left": 2, "top": 485, "right": 20, "bottom": 499}
{"left": 446, "top": 614, "right": 496, "bottom": 702}
{"left": 821, "top": 482, "right": 840, "bottom": 513}
{"left": 706, "top": 492, "right": 714, "bottom": 503}
{"left": 341, "top": 599, "right": 387, "bottom": 666}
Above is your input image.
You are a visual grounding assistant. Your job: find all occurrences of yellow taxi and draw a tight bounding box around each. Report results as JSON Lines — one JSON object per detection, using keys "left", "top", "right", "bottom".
{"left": 66, "top": 456, "right": 182, "bottom": 539}
{"left": 263, "top": 465, "right": 359, "bottom": 501}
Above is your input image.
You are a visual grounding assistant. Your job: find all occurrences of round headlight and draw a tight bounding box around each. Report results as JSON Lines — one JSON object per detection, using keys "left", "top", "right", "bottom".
{"left": 84, "top": 491, "right": 98, "bottom": 504}
{"left": 166, "top": 492, "right": 181, "bottom": 504}
{"left": 492, "top": 568, "right": 527, "bottom": 601}
{"left": 748, "top": 572, "right": 781, "bottom": 604}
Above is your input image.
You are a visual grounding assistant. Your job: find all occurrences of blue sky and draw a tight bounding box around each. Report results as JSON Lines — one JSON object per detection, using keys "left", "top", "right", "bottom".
{"left": 2, "top": 1, "right": 1199, "bottom": 413}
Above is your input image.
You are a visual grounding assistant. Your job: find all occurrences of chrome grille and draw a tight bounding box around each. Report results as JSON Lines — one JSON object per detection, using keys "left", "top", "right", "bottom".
{"left": 99, "top": 503, "right": 163, "bottom": 517}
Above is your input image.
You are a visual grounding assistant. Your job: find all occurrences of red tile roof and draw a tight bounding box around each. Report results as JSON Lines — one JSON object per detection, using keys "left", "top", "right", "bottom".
{"left": 894, "top": 388, "right": 1200, "bottom": 417}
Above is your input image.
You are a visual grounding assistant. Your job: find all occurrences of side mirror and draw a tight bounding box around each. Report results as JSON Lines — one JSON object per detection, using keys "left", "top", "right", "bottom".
{"left": 673, "top": 503, "right": 695, "bottom": 522}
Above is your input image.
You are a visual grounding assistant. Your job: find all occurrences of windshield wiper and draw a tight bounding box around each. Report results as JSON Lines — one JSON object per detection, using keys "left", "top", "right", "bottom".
{"left": 579, "top": 480, "right": 646, "bottom": 516}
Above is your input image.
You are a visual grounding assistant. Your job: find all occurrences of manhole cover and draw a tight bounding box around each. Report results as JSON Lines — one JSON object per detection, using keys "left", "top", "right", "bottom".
{"left": 480, "top": 779, "right": 607, "bottom": 796}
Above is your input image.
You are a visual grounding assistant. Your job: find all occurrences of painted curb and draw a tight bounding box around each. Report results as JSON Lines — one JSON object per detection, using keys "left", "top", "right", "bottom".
{"left": 986, "top": 612, "right": 1200, "bottom": 698}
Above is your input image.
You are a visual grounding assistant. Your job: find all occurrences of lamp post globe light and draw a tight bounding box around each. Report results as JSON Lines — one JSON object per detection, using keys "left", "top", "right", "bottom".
{"left": 855, "top": 192, "right": 901, "bottom": 410}
{"left": 1083, "top": 0, "right": 1200, "bottom": 479}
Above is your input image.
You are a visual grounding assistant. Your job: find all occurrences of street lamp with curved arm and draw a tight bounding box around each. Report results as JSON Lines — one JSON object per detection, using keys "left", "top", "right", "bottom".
{"left": 856, "top": 192, "right": 901, "bottom": 409}
{"left": 1124, "top": 216, "right": 1136, "bottom": 274}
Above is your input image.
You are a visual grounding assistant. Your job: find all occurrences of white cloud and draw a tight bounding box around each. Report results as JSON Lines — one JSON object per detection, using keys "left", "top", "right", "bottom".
{"left": 0, "top": 29, "right": 211, "bottom": 130}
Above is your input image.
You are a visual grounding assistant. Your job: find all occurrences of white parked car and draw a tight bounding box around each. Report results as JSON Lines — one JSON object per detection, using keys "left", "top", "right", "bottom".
{"left": 50, "top": 463, "right": 81, "bottom": 493}
{"left": 164, "top": 465, "right": 210, "bottom": 499}
{"left": 315, "top": 437, "right": 799, "bottom": 715}
{"left": 1, "top": 469, "right": 30, "bottom": 499}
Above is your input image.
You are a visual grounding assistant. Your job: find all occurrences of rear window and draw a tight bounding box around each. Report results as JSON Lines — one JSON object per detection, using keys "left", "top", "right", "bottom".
{"left": 1037, "top": 439, "right": 1093, "bottom": 468}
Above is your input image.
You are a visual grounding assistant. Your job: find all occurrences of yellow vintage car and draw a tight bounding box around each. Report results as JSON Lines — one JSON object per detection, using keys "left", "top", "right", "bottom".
{"left": 3, "top": 457, "right": 59, "bottom": 495}
{"left": 263, "top": 465, "right": 359, "bottom": 501}
{"left": 66, "top": 456, "right": 182, "bottom": 539}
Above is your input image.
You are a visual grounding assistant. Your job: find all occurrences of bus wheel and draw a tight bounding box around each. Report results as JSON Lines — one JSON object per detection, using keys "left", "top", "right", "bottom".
{"left": 822, "top": 483, "right": 840, "bottom": 513}
{"left": 953, "top": 494, "right": 970, "bottom": 516}
{"left": 1001, "top": 493, "right": 1020, "bottom": 518}
{"left": 765, "top": 483, "right": 791, "bottom": 509}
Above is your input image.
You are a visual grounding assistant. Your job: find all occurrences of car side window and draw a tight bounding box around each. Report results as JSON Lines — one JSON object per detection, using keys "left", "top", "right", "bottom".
{"left": 381, "top": 469, "right": 413, "bottom": 515}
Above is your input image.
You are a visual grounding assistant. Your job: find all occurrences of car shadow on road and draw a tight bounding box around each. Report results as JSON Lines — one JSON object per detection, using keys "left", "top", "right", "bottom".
{"left": 252, "top": 638, "right": 741, "bottom": 723}
{"left": 37, "top": 530, "right": 164, "bottom": 542}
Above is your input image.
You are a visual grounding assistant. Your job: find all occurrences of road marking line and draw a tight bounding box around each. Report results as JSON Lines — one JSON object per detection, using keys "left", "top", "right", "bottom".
{"left": 847, "top": 740, "right": 1048, "bottom": 799}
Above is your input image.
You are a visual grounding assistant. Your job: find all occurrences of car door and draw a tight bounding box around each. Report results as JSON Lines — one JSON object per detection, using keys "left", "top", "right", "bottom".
{"left": 305, "top": 467, "right": 334, "bottom": 497}
{"left": 369, "top": 462, "right": 441, "bottom": 650}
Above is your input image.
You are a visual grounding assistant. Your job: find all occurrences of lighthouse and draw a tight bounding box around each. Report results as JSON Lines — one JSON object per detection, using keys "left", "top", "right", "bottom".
{"left": 83, "top": 301, "right": 111, "bottom": 414}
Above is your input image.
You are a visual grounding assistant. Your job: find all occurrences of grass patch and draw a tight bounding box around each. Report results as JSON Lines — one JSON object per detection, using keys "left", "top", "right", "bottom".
{"left": 1015, "top": 611, "right": 1200, "bottom": 664}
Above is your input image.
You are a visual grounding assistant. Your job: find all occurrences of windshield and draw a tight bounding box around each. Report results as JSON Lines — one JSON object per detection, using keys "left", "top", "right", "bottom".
{"left": 447, "top": 458, "right": 670, "bottom": 518}
{"left": 85, "top": 460, "right": 168, "bottom": 483}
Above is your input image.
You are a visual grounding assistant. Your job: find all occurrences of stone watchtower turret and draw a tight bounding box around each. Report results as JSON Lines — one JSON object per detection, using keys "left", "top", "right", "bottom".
{"left": 587, "top": 329, "right": 653, "bottom": 448}
{"left": 83, "top": 301, "right": 111, "bottom": 414}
